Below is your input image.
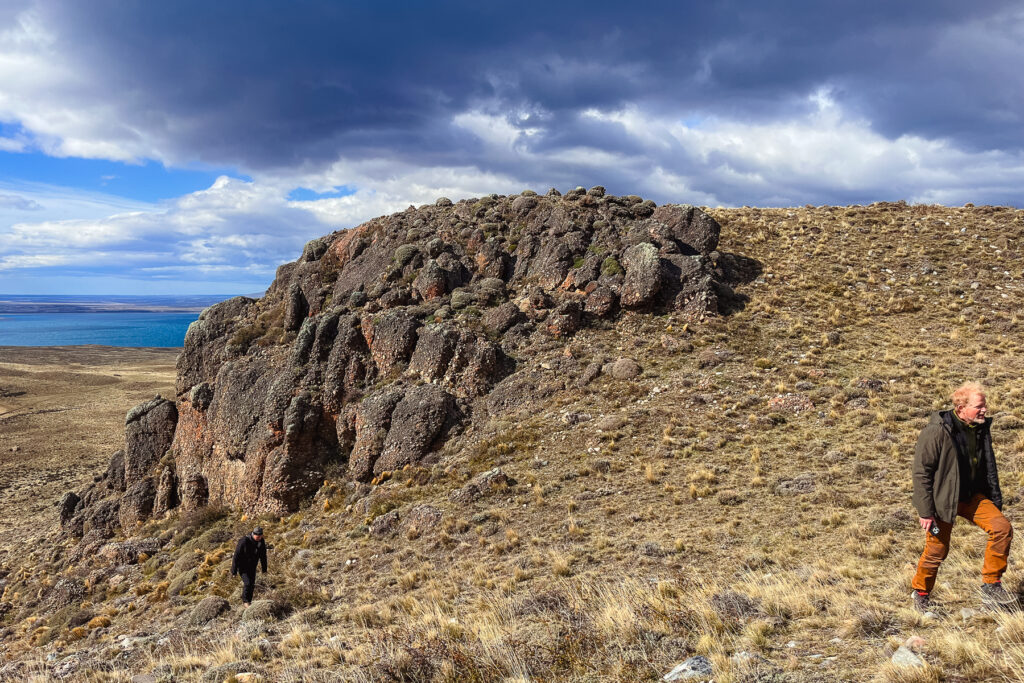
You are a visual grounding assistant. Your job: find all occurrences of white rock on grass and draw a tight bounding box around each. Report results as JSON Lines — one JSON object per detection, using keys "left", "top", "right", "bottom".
{"left": 663, "top": 655, "right": 713, "bottom": 681}
{"left": 891, "top": 645, "right": 925, "bottom": 667}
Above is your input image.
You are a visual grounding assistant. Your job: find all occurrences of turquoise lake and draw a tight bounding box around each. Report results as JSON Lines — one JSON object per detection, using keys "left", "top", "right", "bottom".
{"left": 0, "top": 311, "right": 202, "bottom": 347}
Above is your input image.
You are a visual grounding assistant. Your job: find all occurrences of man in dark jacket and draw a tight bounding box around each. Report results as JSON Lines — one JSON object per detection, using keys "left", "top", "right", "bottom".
{"left": 231, "top": 526, "right": 268, "bottom": 606}
{"left": 912, "top": 382, "right": 1015, "bottom": 610}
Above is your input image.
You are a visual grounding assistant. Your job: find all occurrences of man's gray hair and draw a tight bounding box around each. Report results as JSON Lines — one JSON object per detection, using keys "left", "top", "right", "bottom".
{"left": 951, "top": 381, "right": 986, "bottom": 409}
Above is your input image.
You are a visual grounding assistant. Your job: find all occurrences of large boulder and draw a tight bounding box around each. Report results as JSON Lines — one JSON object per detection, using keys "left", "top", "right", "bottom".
{"left": 177, "top": 296, "right": 255, "bottom": 394}
{"left": 123, "top": 397, "right": 178, "bottom": 488}
{"left": 374, "top": 384, "right": 457, "bottom": 474}
{"left": 408, "top": 325, "right": 459, "bottom": 383}
{"left": 104, "top": 450, "right": 126, "bottom": 492}
{"left": 483, "top": 302, "right": 525, "bottom": 335}
{"left": 348, "top": 390, "right": 404, "bottom": 481}
{"left": 362, "top": 311, "right": 419, "bottom": 376}
{"left": 119, "top": 476, "right": 157, "bottom": 529}
{"left": 652, "top": 204, "right": 721, "bottom": 255}
{"left": 58, "top": 491, "right": 80, "bottom": 528}
{"left": 153, "top": 464, "right": 178, "bottom": 516}
{"left": 621, "top": 242, "right": 662, "bottom": 309}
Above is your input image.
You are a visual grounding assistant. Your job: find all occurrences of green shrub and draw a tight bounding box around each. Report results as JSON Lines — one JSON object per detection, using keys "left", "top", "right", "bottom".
{"left": 601, "top": 257, "right": 623, "bottom": 276}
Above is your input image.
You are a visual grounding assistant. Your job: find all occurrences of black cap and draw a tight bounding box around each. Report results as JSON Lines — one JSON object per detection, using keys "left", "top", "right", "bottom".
{"left": 252, "top": 526, "right": 264, "bottom": 536}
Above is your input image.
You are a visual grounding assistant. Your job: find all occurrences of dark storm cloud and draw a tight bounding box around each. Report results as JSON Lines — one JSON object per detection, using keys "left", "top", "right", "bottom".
{"left": 26, "top": 0, "right": 1024, "bottom": 174}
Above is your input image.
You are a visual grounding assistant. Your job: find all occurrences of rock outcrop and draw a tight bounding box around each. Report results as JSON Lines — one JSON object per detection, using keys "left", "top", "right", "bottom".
{"left": 62, "top": 187, "right": 755, "bottom": 531}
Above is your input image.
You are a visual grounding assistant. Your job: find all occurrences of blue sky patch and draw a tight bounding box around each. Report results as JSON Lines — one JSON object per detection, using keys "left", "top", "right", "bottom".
{"left": 287, "top": 185, "right": 357, "bottom": 202}
{"left": 0, "top": 150, "right": 243, "bottom": 203}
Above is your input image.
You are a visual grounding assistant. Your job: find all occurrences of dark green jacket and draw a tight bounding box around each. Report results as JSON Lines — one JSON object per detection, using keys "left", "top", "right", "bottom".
{"left": 912, "top": 410, "right": 1002, "bottom": 523}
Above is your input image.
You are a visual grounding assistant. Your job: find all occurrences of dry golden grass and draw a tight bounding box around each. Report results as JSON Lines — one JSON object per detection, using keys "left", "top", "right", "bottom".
{"left": 5, "top": 203, "right": 1024, "bottom": 680}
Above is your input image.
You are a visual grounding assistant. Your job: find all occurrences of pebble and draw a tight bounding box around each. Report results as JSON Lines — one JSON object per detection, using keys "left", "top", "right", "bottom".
{"left": 904, "top": 635, "right": 926, "bottom": 651}
{"left": 786, "top": 640, "right": 797, "bottom": 648}
{"left": 961, "top": 607, "right": 978, "bottom": 622}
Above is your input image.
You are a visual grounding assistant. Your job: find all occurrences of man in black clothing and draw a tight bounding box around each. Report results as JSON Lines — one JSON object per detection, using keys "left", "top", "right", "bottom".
{"left": 231, "top": 526, "right": 268, "bottom": 606}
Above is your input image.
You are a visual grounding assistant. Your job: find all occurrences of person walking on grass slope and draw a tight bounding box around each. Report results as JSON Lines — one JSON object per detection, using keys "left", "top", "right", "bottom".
{"left": 912, "top": 382, "right": 1016, "bottom": 610}
{"left": 231, "top": 526, "right": 268, "bottom": 607}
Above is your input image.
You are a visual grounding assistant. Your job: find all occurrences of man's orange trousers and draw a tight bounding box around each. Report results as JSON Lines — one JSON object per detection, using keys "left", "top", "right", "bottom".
{"left": 912, "top": 493, "right": 1013, "bottom": 593}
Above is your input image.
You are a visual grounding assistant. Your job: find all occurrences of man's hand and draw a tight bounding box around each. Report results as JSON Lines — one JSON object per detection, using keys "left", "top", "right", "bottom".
{"left": 919, "top": 517, "right": 935, "bottom": 531}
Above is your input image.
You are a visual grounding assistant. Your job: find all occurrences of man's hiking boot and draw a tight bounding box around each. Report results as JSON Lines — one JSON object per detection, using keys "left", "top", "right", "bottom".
{"left": 980, "top": 582, "right": 1018, "bottom": 609}
{"left": 912, "top": 590, "right": 930, "bottom": 612}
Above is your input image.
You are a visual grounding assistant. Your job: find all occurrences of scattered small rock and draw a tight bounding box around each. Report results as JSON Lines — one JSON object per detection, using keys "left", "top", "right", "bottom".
{"left": 641, "top": 542, "right": 666, "bottom": 557}
{"left": 822, "top": 449, "right": 846, "bottom": 463}
{"left": 663, "top": 655, "right": 712, "bottom": 681}
{"left": 369, "top": 509, "right": 401, "bottom": 538}
{"left": 449, "top": 467, "right": 516, "bottom": 504}
{"left": 610, "top": 358, "right": 642, "bottom": 380}
{"left": 774, "top": 473, "right": 816, "bottom": 496}
{"left": 577, "top": 362, "right": 603, "bottom": 387}
{"left": 767, "top": 393, "right": 814, "bottom": 414}
{"left": 890, "top": 645, "right": 925, "bottom": 667}
{"left": 595, "top": 414, "right": 628, "bottom": 431}
{"left": 189, "top": 596, "right": 229, "bottom": 625}
{"left": 904, "top": 635, "right": 926, "bottom": 652}
{"left": 242, "top": 600, "right": 289, "bottom": 622}
{"left": 201, "top": 661, "right": 265, "bottom": 682}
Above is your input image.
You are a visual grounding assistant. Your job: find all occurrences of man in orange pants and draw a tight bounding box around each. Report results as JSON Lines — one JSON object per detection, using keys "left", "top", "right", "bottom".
{"left": 912, "top": 382, "right": 1015, "bottom": 610}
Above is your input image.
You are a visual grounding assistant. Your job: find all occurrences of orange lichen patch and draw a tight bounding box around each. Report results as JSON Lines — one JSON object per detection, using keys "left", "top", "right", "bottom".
{"left": 420, "top": 282, "right": 446, "bottom": 300}
{"left": 327, "top": 222, "right": 374, "bottom": 270}
{"left": 558, "top": 271, "right": 583, "bottom": 291}
{"left": 359, "top": 317, "right": 376, "bottom": 348}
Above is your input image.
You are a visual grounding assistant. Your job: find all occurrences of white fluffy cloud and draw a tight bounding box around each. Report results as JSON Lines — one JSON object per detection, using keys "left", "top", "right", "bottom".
{"left": 0, "top": 9, "right": 153, "bottom": 162}
{"left": 6, "top": 88, "right": 1024, "bottom": 292}
{"left": 0, "top": 177, "right": 319, "bottom": 281}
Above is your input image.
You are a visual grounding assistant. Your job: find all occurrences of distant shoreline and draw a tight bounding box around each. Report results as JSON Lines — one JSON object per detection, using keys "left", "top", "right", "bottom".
{"left": 0, "top": 305, "right": 208, "bottom": 314}
{"left": 0, "top": 344, "right": 184, "bottom": 351}
{"left": 0, "top": 294, "right": 238, "bottom": 315}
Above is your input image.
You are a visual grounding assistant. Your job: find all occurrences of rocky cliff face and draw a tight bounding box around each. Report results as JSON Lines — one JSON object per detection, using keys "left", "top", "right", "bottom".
{"left": 60, "top": 186, "right": 754, "bottom": 537}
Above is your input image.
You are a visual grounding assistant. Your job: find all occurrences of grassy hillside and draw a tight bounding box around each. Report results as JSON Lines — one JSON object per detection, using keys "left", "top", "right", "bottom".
{"left": 2, "top": 202, "right": 1024, "bottom": 682}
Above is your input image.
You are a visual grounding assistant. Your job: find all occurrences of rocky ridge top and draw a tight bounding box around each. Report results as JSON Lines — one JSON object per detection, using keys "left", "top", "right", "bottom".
{"left": 60, "top": 186, "right": 755, "bottom": 541}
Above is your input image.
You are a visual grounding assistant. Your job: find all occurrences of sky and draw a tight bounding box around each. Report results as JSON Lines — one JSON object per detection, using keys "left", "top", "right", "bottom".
{"left": 0, "top": 1, "right": 1022, "bottom": 295}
